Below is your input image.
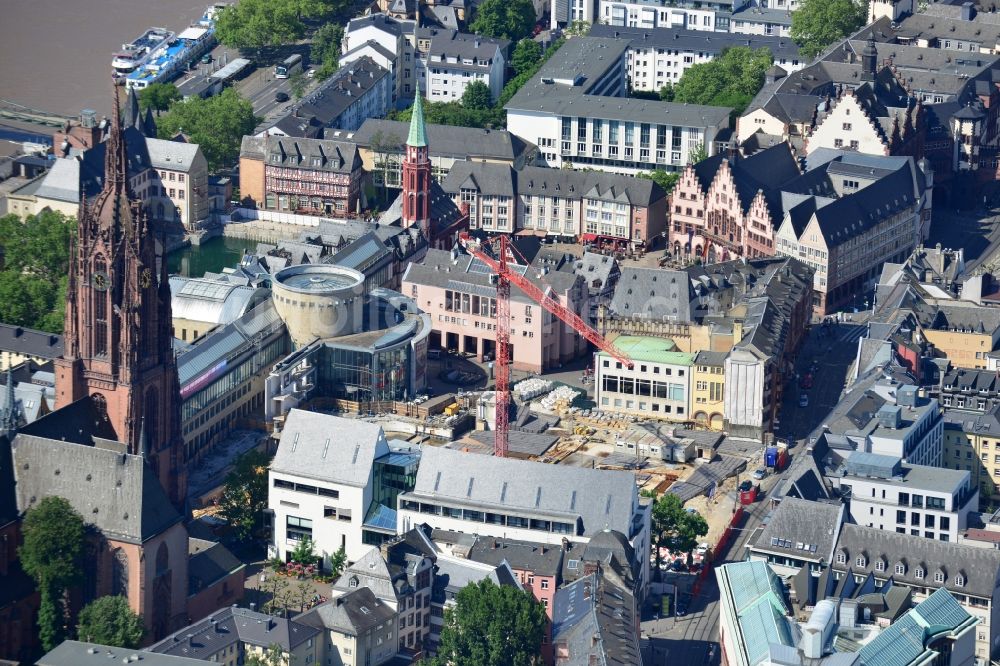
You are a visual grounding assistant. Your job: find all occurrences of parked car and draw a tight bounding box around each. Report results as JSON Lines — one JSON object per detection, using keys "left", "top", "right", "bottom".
{"left": 799, "top": 393, "right": 809, "bottom": 408}
{"left": 696, "top": 543, "right": 709, "bottom": 556}
{"left": 738, "top": 480, "right": 753, "bottom": 492}
{"left": 275, "top": 91, "right": 290, "bottom": 103}
{"left": 752, "top": 468, "right": 766, "bottom": 481}
{"left": 799, "top": 373, "right": 813, "bottom": 389}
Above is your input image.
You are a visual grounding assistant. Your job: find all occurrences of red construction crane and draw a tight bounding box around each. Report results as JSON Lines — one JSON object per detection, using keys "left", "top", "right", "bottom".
{"left": 459, "top": 233, "right": 634, "bottom": 457}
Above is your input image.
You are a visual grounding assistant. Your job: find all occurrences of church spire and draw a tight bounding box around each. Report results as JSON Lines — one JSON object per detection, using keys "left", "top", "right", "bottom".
{"left": 407, "top": 91, "right": 427, "bottom": 148}
{"left": 105, "top": 78, "right": 131, "bottom": 197}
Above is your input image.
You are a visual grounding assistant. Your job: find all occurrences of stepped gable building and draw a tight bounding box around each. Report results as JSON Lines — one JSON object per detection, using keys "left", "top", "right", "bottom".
{"left": 53, "top": 81, "right": 186, "bottom": 506}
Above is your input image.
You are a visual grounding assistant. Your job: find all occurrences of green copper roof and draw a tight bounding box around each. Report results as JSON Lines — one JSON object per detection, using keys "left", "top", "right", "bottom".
{"left": 407, "top": 93, "right": 428, "bottom": 148}
{"left": 598, "top": 336, "right": 694, "bottom": 365}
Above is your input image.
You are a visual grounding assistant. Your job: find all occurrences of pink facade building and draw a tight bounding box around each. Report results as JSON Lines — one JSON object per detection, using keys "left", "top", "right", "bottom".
{"left": 401, "top": 248, "right": 588, "bottom": 372}
{"left": 668, "top": 142, "right": 800, "bottom": 263}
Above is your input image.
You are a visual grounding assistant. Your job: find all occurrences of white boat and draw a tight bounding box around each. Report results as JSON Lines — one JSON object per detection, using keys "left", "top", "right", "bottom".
{"left": 111, "top": 27, "right": 174, "bottom": 74}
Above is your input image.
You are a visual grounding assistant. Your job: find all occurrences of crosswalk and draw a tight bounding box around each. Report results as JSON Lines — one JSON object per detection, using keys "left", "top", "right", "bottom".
{"left": 836, "top": 325, "right": 868, "bottom": 344}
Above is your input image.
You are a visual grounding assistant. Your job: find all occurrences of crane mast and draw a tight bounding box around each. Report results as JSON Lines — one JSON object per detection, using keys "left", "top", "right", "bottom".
{"left": 458, "top": 233, "right": 634, "bottom": 457}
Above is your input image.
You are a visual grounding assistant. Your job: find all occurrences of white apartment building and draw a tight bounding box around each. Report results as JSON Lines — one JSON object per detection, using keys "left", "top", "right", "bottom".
{"left": 729, "top": 6, "right": 793, "bottom": 37}
{"left": 836, "top": 451, "right": 978, "bottom": 542}
{"left": 396, "top": 445, "right": 653, "bottom": 596}
{"left": 866, "top": 390, "right": 944, "bottom": 467}
{"left": 422, "top": 29, "right": 507, "bottom": 103}
{"left": 269, "top": 410, "right": 421, "bottom": 566}
{"left": 596, "top": 0, "right": 732, "bottom": 32}
{"left": 146, "top": 138, "right": 209, "bottom": 228}
{"left": 504, "top": 37, "right": 730, "bottom": 175}
{"left": 345, "top": 13, "right": 419, "bottom": 102}
{"left": 589, "top": 24, "right": 803, "bottom": 92}
{"left": 595, "top": 336, "right": 693, "bottom": 421}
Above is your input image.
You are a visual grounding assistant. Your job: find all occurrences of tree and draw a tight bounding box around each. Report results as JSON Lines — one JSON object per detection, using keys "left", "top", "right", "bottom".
{"left": 510, "top": 38, "right": 542, "bottom": 75}
{"left": 688, "top": 143, "right": 708, "bottom": 165}
{"left": 791, "top": 0, "right": 867, "bottom": 59}
{"left": 659, "top": 83, "right": 675, "bottom": 102}
{"left": 19, "top": 496, "right": 85, "bottom": 650}
{"left": 138, "top": 83, "right": 180, "bottom": 115}
{"left": 637, "top": 170, "right": 680, "bottom": 194}
{"left": 423, "top": 580, "right": 547, "bottom": 666}
{"left": 288, "top": 72, "right": 307, "bottom": 100}
{"left": 262, "top": 576, "right": 291, "bottom": 616}
{"left": 390, "top": 100, "right": 503, "bottom": 130}
{"left": 497, "top": 36, "right": 564, "bottom": 107}
{"left": 461, "top": 80, "right": 493, "bottom": 109}
{"left": 290, "top": 536, "right": 317, "bottom": 565}
{"left": 671, "top": 46, "right": 773, "bottom": 116}
{"left": 651, "top": 493, "right": 708, "bottom": 568}
{"left": 156, "top": 88, "right": 259, "bottom": 171}
{"left": 312, "top": 22, "right": 344, "bottom": 75}
{"left": 214, "top": 0, "right": 307, "bottom": 51}
{"left": 328, "top": 544, "right": 347, "bottom": 578}
{"left": 76, "top": 596, "right": 144, "bottom": 648}
{"left": 245, "top": 644, "right": 286, "bottom": 666}
{"left": 470, "top": 0, "right": 536, "bottom": 42}
{"left": 218, "top": 448, "right": 271, "bottom": 542}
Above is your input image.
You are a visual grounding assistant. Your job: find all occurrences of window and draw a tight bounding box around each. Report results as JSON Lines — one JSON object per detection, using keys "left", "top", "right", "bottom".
{"left": 856, "top": 555, "right": 866, "bottom": 567}
{"left": 875, "top": 560, "right": 885, "bottom": 572}
{"left": 915, "top": 567, "right": 924, "bottom": 579}
{"left": 540, "top": 579, "right": 550, "bottom": 590}
{"left": 895, "top": 563, "right": 905, "bottom": 575}
{"left": 934, "top": 571, "right": 945, "bottom": 583}
{"left": 955, "top": 574, "right": 965, "bottom": 586}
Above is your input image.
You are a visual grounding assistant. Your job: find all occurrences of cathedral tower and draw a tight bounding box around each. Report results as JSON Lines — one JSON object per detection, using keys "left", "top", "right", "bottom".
{"left": 54, "top": 80, "right": 186, "bottom": 506}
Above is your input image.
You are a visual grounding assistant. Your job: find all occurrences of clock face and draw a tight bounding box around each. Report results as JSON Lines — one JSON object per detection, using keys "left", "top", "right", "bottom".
{"left": 140, "top": 268, "right": 153, "bottom": 289}
{"left": 92, "top": 271, "right": 109, "bottom": 291}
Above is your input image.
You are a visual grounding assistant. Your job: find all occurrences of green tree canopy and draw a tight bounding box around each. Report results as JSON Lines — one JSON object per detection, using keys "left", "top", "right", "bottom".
{"left": 637, "top": 170, "right": 680, "bottom": 194}
{"left": 470, "top": 0, "right": 536, "bottom": 42}
{"left": 215, "top": 0, "right": 305, "bottom": 51}
{"left": 688, "top": 143, "right": 708, "bottom": 165}
{"left": 312, "top": 22, "right": 345, "bottom": 79}
{"left": 497, "top": 36, "right": 564, "bottom": 107}
{"left": 0, "top": 210, "right": 74, "bottom": 333}
{"left": 218, "top": 448, "right": 271, "bottom": 542}
{"left": 76, "top": 596, "right": 144, "bottom": 648}
{"left": 20, "top": 496, "right": 85, "bottom": 650}
{"left": 390, "top": 100, "right": 504, "bottom": 130}
{"left": 156, "top": 88, "right": 259, "bottom": 171}
{"left": 652, "top": 493, "right": 708, "bottom": 556}
{"left": 423, "top": 580, "right": 547, "bottom": 666}
{"left": 138, "top": 83, "right": 181, "bottom": 115}
{"left": 510, "top": 38, "right": 542, "bottom": 75}
{"left": 461, "top": 80, "right": 494, "bottom": 109}
{"left": 671, "top": 46, "right": 773, "bottom": 116}
{"left": 791, "top": 0, "right": 867, "bottom": 59}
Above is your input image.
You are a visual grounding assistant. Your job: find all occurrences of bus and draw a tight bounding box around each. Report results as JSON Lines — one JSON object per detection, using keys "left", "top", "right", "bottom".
{"left": 274, "top": 54, "right": 302, "bottom": 79}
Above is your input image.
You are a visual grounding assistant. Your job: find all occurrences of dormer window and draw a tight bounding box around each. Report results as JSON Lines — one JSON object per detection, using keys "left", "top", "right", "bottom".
{"left": 915, "top": 567, "right": 925, "bottom": 579}
{"left": 895, "top": 563, "right": 906, "bottom": 575}
{"left": 875, "top": 560, "right": 885, "bottom": 572}
{"left": 836, "top": 552, "right": 846, "bottom": 564}
{"left": 934, "top": 571, "right": 945, "bottom": 583}
{"left": 955, "top": 574, "right": 966, "bottom": 587}
{"left": 856, "top": 555, "right": 867, "bottom": 567}
{"left": 349, "top": 576, "right": 359, "bottom": 588}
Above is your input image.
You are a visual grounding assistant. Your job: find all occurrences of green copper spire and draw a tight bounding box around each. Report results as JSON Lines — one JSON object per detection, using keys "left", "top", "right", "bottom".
{"left": 407, "top": 92, "right": 428, "bottom": 148}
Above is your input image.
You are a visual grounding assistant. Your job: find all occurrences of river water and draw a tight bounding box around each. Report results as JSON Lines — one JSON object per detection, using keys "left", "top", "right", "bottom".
{"left": 167, "top": 236, "right": 256, "bottom": 277}
{"left": 0, "top": 0, "right": 207, "bottom": 117}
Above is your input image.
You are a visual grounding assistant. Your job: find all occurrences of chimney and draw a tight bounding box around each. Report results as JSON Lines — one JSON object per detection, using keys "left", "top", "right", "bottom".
{"left": 961, "top": 1, "right": 975, "bottom": 20}
{"left": 733, "top": 321, "right": 744, "bottom": 343}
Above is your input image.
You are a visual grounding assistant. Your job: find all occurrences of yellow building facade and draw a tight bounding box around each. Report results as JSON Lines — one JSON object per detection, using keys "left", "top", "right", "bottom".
{"left": 690, "top": 350, "right": 726, "bottom": 430}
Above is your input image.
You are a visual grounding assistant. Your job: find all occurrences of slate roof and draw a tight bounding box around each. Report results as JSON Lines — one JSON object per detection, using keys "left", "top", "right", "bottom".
{"left": 296, "top": 587, "right": 396, "bottom": 636}
{"left": 589, "top": 23, "right": 801, "bottom": 61}
{"left": 403, "top": 445, "right": 639, "bottom": 538}
{"left": 402, "top": 247, "right": 583, "bottom": 305}
{"left": 271, "top": 409, "right": 389, "bottom": 487}
{"left": 352, "top": 119, "right": 526, "bottom": 161}
{"left": 551, "top": 572, "right": 640, "bottom": 666}
{"left": 425, "top": 29, "right": 507, "bottom": 71}
{"left": 468, "top": 535, "right": 565, "bottom": 576}
{"left": 378, "top": 181, "right": 466, "bottom": 239}
{"left": 267, "top": 57, "right": 389, "bottom": 137}
{"left": 0, "top": 323, "right": 63, "bottom": 359}
{"left": 833, "top": 522, "right": 1000, "bottom": 598}
{"left": 146, "top": 138, "right": 202, "bottom": 171}
{"left": 251, "top": 135, "right": 363, "bottom": 173}
{"left": 39, "top": 641, "right": 210, "bottom": 666}
{"left": 505, "top": 36, "right": 730, "bottom": 128}
{"left": 149, "top": 607, "right": 320, "bottom": 657}
{"left": 920, "top": 302, "right": 1000, "bottom": 333}
{"left": 752, "top": 497, "right": 844, "bottom": 565}
{"left": 609, "top": 267, "right": 694, "bottom": 320}
{"left": 431, "top": 556, "right": 521, "bottom": 606}
{"left": 12, "top": 415, "right": 182, "bottom": 543}
{"left": 187, "top": 538, "right": 245, "bottom": 596}
{"left": 691, "top": 142, "right": 801, "bottom": 217}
